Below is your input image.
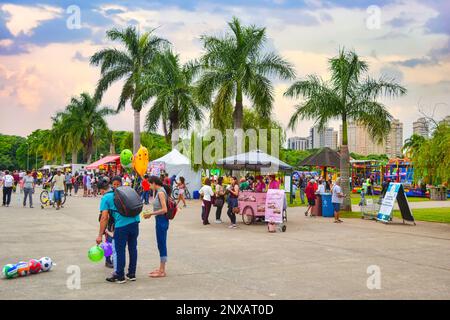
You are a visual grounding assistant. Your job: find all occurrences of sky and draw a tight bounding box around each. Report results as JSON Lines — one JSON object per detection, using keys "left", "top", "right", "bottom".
{"left": 0, "top": 0, "right": 449, "bottom": 142}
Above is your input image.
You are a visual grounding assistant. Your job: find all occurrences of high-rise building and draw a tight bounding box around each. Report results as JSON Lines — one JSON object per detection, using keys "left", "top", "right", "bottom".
{"left": 386, "top": 119, "right": 403, "bottom": 158}
{"left": 413, "top": 117, "right": 429, "bottom": 138}
{"left": 287, "top": 137, "right": 309, "bottom": 151}
{"left": 309, "top": 125, "right": 338, "bottom": 150}
{"left": 341, "top": 120, "right": 403, "bottom": 157}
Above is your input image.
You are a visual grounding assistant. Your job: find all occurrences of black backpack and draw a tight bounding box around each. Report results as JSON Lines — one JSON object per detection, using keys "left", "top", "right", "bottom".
{"left": 113, "top": 186, "right": 143, "bottom": 217}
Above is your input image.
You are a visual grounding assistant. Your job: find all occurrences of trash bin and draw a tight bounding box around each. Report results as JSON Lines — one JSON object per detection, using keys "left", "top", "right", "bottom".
{"left": 321, "top": 193, "right": 334, "bottom": 217}
{"left": 193, "top": 190, "right": 200, "bottom": 199}
{"left": 311, "top": 195, "right": 322, "bottom": 216}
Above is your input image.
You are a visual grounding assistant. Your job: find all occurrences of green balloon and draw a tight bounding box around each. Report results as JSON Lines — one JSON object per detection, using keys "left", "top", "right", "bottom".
{"left": 120, "top": 149, "right": 133, "bottom": 167}
{"left": 88, "top": 246, "right": 104, "bottom": 263}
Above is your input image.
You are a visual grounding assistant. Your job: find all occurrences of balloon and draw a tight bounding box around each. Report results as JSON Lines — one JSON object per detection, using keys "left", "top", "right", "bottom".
{"left": 99, "top": 242, "right": 113, "bottom": 258}
{"left": 120, "top": 149, "right": 133, "bottom": 168}
{"left": 88, "top": 245, "right": 104, "bottom": 262}
{"left": 132, "top": 145, "right": 149, "bottom": 178}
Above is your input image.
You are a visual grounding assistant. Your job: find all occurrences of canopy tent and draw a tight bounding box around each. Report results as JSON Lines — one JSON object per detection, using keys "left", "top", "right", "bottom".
{"left": 86, "top": 155, "right": 120, "bottom": 170}
{"left": 39, "top": 164, "right": 59, "bottom": 171}
{"left": 299, "top": 147, "right": 341, "bottom": 179}
{"left": 217, "top": 150, "right": 292, "bottom": 172}
{"left": 150, "top": 149, "right": 202, "bottom": 192}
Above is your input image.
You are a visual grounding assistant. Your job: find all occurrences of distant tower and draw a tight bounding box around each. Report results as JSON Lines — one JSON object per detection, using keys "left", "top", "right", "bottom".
{"left": 412, "top": 117, "right": 429, "bottom": 138}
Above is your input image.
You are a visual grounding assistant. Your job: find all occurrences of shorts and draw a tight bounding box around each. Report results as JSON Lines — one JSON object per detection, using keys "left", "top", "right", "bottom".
{"left": 54, "top": 190, "right": 64, "bottom": 201}
{"left": 333, "top": 203, "right": 341, "bottom": 212}
{"left": 307, "top": 198, "right": 315, "bottom": 206}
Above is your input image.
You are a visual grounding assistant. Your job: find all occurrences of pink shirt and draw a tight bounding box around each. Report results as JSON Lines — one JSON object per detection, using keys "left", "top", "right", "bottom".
{"left": 268, "top": 180, "right": 280, "bottom": 190}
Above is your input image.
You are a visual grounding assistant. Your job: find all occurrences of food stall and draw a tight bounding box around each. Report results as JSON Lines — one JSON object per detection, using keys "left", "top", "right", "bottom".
{"left": 216, "top": 150, "right": 292, "bottom": 228}
{"left": 85, "top": 155, "right": 122, "bottom": 175}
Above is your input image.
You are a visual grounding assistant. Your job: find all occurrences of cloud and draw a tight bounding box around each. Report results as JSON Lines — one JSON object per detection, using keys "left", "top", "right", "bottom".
{"left": 0, "top": 4, "right": 63, "bottom": 36}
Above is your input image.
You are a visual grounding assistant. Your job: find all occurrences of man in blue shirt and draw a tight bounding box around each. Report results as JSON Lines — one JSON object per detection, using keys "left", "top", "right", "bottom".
{"left": 96, "top": 177, "right": 140, "bottom": 283}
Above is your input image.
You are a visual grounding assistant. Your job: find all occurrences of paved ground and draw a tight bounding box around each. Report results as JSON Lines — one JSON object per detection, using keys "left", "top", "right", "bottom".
{"left": 0, "top": 190, "right": 449, "bottom": 300}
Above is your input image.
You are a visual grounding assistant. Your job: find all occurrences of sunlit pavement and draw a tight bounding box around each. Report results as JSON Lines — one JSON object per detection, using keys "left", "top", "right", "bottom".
{"left": 0, "top": 190, "right": 449, "bottom": 299}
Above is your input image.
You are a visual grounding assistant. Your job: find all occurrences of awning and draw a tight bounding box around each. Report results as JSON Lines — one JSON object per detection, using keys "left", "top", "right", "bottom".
{"left": 217, "top": 150, "right": 292, "bottom": 171}
{"left": 86, "top": 155, "right": 120, "bottom": 170}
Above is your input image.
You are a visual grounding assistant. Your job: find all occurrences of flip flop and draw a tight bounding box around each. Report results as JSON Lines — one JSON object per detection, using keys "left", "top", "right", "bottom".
{"left": 149, "top": 271, "right": 166, "bottom": 278}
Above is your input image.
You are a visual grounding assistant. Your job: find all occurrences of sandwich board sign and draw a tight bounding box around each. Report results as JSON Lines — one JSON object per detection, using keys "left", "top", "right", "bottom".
{"left": 377, "top": 183, "right": 415, "bottom": 225}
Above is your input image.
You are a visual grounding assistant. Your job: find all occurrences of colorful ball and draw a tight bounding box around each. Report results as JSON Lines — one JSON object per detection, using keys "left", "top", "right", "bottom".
{"left": 99, "top": 242, "right": 113, "bottom": 258}
{"left": 2, "top": 264, "right": 18, "bottom": 279}
{"left": 39, "top": 257, "right": 53, "bottom": 272}
{"left": 16, "top": 261, "right": 30, "bottom": 277}
{"left": 88, "top": 245, "right": 104, "bottom": 262}
{"left": 28, "top": 259, "right": 42, "bottom": 274}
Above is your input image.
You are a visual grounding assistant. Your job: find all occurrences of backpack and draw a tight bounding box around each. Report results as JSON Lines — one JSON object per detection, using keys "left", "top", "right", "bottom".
{"left": 158, "top": 186, "right": 177, "bottom": 220}
{"left": 113, "top": 186, "right": 143, "bottom": 217}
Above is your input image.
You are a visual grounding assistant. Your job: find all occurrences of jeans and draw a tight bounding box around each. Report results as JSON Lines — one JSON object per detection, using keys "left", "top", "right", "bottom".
{"left": 202, "top": 200, "right": 212, "bottom": 223}
{"left": 54, "top": 190, "right": 64, "bottom": 202}
{"left": 114, "top": 222, "right": 139, "bottom": 278}
{"left": 23, "top": 187, "right": 33, "bottom": 207}
{"left": 216, "top": 204, "right": 223, "bottom": 220}
{"left": 74, "top": 183, "right": 79, "bottom": 195}
{"left": 141, "top": 191, "right": 149, "bottom": 204}
{"left": 2, "top": 187, "right": 12, "bottom": 205}
{"left": 300, "top": 188, "right": 305, "bottom": 203}
{"left": 227, "top": 197, "right": 238, "bottom": 224}
{"left": 155, "top": 215, "right": 169, "bottom": 262}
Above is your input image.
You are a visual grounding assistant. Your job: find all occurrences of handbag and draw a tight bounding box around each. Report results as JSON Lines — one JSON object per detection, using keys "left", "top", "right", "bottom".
{"left": 214, "top": 197, "right": 224, "bottom": 207}
{"left": 232, "top": 207, "right": 240, "bottom": 214}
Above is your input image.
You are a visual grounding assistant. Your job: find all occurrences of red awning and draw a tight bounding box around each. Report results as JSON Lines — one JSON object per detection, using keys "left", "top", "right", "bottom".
{"left": 86, "top": 155, "right": 120, "bottom": 170}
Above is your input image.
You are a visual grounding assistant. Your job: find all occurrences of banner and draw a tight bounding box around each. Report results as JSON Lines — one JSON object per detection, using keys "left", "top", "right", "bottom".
{"left": 265, "top": 189, "right": 285, "bottom": 224}
{"left": 148, "top": 161, "right": 165, "bottom": 177}
{"left": 377, "top": 183, "right": 415, "bottom": 224}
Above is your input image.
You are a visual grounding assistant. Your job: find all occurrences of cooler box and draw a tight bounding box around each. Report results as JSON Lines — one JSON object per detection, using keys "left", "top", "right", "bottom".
{"left": 193, "top": 190, "right": 200, "bottom": 199}
{"left": 321, "top": 193, "right": 334, "bottom": 217}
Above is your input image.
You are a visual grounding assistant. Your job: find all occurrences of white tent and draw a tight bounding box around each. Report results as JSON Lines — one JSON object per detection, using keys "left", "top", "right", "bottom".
{"left": 150, "top": 149, "right": 202, "bottom": 192}
{"left": 217, "top": 149, "right": 292, "bottom": 172}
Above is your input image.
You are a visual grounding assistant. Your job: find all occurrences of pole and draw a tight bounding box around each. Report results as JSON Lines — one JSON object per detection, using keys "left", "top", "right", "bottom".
{"left": 27, "top": 143, "right": 29, "bottom": 170}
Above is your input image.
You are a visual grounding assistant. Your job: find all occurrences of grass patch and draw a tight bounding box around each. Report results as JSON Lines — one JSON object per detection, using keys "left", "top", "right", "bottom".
{"left": 341, "top": 207, "right": 450, "bottom": 224}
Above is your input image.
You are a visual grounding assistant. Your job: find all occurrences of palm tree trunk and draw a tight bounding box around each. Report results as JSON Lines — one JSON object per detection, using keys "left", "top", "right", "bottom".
{"left": 233, "top": 83, "right": 244, "bottom": 130}
{"left": 61, "top": 152, "right": 65, "bottom": 165}
{"left": 162, "top": 120, "right": 170, "bottom": 144}
{"left": 71, "top": 149, "right": 77, "bottom": 164}
{"left": 340, "top": 118, "right": 352, "bottom": 212}
{"left": 133, "top": 109, "right": 140, "bottom": 153}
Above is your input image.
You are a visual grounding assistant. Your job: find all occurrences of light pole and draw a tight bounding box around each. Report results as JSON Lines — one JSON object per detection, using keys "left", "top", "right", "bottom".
{"left": 26, "top": 142, "right": 30, "bottom": 171}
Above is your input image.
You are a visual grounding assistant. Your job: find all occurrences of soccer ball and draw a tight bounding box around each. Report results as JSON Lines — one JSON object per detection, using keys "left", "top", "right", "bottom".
{"left": 16, "top": 261, "right": 30, "bottom": 277}
{"left": 39, "top": 257, "right": 53, "bottom": 272}
{"left": 28, "top": 259, "right": 42, "bottom": 274}
{"left": 2, "top": 264, "right": 18, "bottom": 279}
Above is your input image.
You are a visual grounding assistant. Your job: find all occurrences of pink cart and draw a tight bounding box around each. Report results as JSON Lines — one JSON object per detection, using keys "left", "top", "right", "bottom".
{"left": 237, "top": 191, "right": 287, "bottom": 228}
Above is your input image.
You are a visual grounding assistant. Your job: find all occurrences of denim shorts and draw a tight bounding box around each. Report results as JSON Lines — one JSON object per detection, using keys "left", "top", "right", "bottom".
{"left": 54, "top": 190, "right": 64, "bottom": 201}
{"left": 333, "top": 202, "right": 341, "bottom": 212}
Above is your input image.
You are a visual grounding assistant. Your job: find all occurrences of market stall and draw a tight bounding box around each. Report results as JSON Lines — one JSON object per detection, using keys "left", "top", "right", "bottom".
{"left": 217, "top": 150, "right": 292, "bottom": 227}
{"left": 85, "top": 155, "right": 121, "bottom": 174}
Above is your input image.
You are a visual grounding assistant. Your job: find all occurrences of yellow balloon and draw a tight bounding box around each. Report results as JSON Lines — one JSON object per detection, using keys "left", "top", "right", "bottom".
{"left": 133, "top": 145, "right": 149, "bottom": 177}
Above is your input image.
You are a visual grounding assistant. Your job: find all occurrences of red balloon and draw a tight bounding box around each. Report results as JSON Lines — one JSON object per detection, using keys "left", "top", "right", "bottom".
{"left": 28, "top": 259, "right": 42, "bottom": 274}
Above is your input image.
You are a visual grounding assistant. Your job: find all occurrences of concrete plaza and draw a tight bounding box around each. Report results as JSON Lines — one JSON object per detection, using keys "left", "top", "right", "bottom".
{"left": 0, "top": 190, "right": 449, "bottom": 300}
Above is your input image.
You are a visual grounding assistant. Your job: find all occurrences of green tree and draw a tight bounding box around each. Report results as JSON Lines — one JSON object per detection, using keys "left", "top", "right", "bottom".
{"left": 90, "top": 26, "right": 168, "bottom": 153}
{"left": 402, "top": 134, "right": 426, "bottom": 159}
{"left": 285, "top": 49, "right": 406, "bottom": 211}
{"left": 55, "top": 93, "right": 115, "bottom": 163}
{"left": 197, "top": 17, "right": 295, "bottom": 134}
{"left": 141, "top": 50, "right": 204, "bottom": 147}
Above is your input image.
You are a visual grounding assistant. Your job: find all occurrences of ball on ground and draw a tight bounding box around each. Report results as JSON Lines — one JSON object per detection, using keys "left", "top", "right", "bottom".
{"left": 16, "top": 261, "right": 30, "bottom": 277}
{"left": 39, "top": 257, "right": 53, "bottom": 272}
{"left": 28, "top": 259, "right": 42, "bottom": 274}
{"left": 2, "top": 264, "right": 18, "bottom": 279}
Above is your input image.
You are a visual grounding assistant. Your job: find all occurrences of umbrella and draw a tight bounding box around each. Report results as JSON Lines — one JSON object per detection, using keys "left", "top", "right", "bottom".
{"left": 299, "top": 147, "right": 341, "bottom": 179}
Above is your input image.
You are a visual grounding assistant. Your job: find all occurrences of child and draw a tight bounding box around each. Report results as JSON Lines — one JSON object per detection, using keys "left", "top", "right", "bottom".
{"left": 141, "top": 175, "right": 150, "bottom": 205}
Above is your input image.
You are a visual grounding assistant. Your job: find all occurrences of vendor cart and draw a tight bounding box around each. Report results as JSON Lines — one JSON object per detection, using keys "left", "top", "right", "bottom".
{"left": 237, "top": 191, "right": 287, "bottom": 228}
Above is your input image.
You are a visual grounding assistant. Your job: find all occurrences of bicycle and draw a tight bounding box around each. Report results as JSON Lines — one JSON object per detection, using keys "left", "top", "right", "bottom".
{"left": 40, "top": 183, "right": 66, "bottom": 209}
{"left": 172, "top": 182, "right": 191, "bottom": 200}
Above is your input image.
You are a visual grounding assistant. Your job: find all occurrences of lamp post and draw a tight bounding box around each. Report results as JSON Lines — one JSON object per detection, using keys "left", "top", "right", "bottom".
{"left": 26, "top": 142, "right": 30, "bottom": 171}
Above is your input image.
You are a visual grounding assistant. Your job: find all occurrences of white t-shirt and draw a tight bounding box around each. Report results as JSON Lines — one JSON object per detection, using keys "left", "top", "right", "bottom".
{"left": 331, "top": 185, "right": 343, "bottom": 204}
{"left": 317, "top": 184, "right": 325, "bottom": 194}
{"left": 199, "top": 185, "right": 214, "bottom": 201}
{"left": 2, "top": 175, "right": 14, "bottom": 187}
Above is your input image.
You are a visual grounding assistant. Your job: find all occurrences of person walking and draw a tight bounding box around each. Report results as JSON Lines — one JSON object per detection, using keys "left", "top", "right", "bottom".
{"left": 199, "top": 178, "right": 214, "bottom": 225}
{"left": 304, "top": 179, "right": 317, "bottom": 217}
{"left": 143, "top": 176, "right": 169, "bottom": 278}
{"left": 65, "top": 171, "right": 73, "bottom": 196}
{"left": 22, "top": 170, "right": 35, "bottom": 208}
{"left": 214, "top": 177, "right": 225, "bottom": 223}
{"left": 2, "top": 170, "right": 14, "bottom": 207}
{"left": 226, "top": 177, "right": 239, "bottom": 229}
{"left": 332, "top": 178, "right": 345, "bottom": 223}
{"left": 176, "top": 176, "right": 187, "bottom": 208}
{"left": 96, "top": 177, "right": 140, "bottom": 283}
{"left": 52, "top": 170, "right": 65, "bottom": 210}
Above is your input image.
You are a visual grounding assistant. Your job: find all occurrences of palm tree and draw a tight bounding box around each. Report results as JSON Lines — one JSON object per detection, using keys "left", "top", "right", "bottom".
{"left": 285, "top": 49, "right": 406, "bottom": 211}
{"left": 402, "top": 134, "right": 426, "bottom": 159}
{"left": 139, "top": 50, "right": 204, "bottom": 147}
{"left": 55, "top": 93, "right": 115, "bottom": 163}
{"left": 90, "top": 26, "right": 168, "bottom": 153}
{"left": 197, "top": 17, "right": 295, "bottom": 136}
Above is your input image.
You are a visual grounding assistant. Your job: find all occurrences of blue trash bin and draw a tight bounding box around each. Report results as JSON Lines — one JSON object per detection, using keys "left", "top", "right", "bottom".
{"left": 321, "top": 193, "right": 334, "bottom": 217}
{"left": 193, "top": 190, "right": 200, "bottom": 199}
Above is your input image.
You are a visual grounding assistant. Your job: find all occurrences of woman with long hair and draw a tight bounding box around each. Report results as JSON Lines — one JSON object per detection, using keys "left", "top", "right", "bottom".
{"left": 226, "top": 176, "right": 240, "bottom": 229}
{"left": 214, "top": 177, "right": 225, "bottom": 223}
{"left": 177, "top": 176, "right": 187, "bottom": 208}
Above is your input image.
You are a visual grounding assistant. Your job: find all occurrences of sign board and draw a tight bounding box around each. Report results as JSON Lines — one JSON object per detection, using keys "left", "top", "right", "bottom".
{"left": 377, "top": 183, "right": 415, "bottom": 224}
{"left": 265, "top": 189, "right": 285, "bottom": 224}
{"left": 238, "top": 191, "right": 267, "bottom": 216}
{"left": 284, "top": 175, "right": 291, "bottom": 193}
{"left": 148, "top": 161, "right": 165, "bottom": 177}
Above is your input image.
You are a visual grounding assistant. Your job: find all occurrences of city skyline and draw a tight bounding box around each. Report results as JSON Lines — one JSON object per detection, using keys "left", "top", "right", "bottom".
{"left": 0, "top": 1, "right": 449, "bottom": 139}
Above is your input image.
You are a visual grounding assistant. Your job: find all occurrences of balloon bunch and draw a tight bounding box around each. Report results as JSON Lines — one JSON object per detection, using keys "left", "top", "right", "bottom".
{"left": 120, "top": 145, "right": 149, "bottom": 178}
{"left": 2, "top": 257, "right": 53, "bottom": 279}
{"left": 88, "top": 242, "right": 113, "bottom": 263}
